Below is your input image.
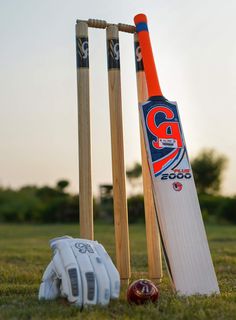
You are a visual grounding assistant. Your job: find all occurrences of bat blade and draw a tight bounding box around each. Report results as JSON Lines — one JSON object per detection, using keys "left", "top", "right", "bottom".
{"left": 134, "top": 14, "right": 220, "bottom": 295}
{"left": 140, "top": 97, "right": 219, "bottom": 295}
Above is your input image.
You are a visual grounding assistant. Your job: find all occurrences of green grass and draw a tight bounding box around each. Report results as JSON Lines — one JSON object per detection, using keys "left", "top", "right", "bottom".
{"left": 0, "top": 223, "right": 236, "bottom": 320}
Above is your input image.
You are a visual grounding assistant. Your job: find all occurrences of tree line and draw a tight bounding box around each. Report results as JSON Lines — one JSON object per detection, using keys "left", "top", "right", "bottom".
{"left": 0, "top": 149, "right": 235, "bottom": 224}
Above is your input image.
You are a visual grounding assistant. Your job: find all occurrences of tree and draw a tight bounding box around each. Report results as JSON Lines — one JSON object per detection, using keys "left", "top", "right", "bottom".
{"left": 191, "top": 149, "right": 228, "bottom": 195}
{"left": 126, "top": 162, "right": 142, "bottom": 194}
{"left": 56, "top": 180, "right": 69, "bottom": 192}
{"left": 126, "top": 162, "right": 142, "bottom": 179}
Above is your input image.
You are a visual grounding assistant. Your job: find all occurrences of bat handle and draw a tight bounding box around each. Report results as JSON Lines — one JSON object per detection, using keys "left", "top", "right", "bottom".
{"left": 134, "top": 14, "right": 163, "bottom": 98}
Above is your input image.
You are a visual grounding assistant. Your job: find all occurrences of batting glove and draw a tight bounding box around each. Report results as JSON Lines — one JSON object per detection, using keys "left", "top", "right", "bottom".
{"left": 38, "top": 236, "right": 120, "bottom": 308}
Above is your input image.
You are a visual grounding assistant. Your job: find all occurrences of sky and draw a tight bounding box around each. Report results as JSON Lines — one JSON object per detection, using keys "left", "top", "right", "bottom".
{"left": 0, "top": 0, "right": 236, "bottom": 196}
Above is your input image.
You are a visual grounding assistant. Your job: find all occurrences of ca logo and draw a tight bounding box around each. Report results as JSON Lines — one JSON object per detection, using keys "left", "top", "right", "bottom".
{"left": 146, "top": 106, "right": 183, "bottom": 149}
{"left": 75, "top": 242, "right": 94, "bottom": 253}
{"left": 109, "top": 40, "right": 120, "bottom": 60}
{"left": 135, "top": 45, "right": 142, "bottom": 62}
{"left": 78, "top": 39, "right": 89, "bottom": 60}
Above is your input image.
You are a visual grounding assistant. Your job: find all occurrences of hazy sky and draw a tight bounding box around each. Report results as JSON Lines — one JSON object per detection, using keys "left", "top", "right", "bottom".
{"left": 0, "top": 0, "right": 236, "bottom": 195}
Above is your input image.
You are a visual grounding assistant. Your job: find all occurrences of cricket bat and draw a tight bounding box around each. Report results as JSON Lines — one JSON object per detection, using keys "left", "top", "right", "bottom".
{"left": 134, "top": 13, "right": 220, "bottom": 295}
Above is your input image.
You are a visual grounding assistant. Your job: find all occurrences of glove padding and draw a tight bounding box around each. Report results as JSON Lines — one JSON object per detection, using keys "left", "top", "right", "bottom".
{"left": 39, "top": 236, "right": 120, "bottom": 307}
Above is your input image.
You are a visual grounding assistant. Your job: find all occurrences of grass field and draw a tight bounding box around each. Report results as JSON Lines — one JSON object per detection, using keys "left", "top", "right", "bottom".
{"left": 0, "top": 223, "right": 235, "bottom": 320}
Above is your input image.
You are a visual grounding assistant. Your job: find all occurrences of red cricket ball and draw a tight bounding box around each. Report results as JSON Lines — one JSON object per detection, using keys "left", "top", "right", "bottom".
{"left": 127, "top": 279, "right": 159, "bottom": 305}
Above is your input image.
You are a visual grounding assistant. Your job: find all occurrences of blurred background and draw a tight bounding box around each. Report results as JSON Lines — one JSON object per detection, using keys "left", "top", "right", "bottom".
{"left": 0, "top": 0, "right": 236, "bottom": 224}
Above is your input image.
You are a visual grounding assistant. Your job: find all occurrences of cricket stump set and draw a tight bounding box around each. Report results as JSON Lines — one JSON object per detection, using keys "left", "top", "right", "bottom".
{"left": 76, "top": 14, "right": 220, "bottom": 295}
{"left": 76, "top": 19, "right": 162, "bottom": 285}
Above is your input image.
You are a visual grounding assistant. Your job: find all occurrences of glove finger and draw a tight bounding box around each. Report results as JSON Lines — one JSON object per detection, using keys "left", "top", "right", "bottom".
{"left": 50, "top": 236, "right": 73, "bottom": 248}
{"left": 38, "top": 260, "right": 60, "bottom": 300}
{"left": 70, "top": 240, "right": 98, "bottom": 306}
{"left": 94, "top": 243, "right": 120, "bottom": 299}
{"left": 71, "top": 240, "right": 110, "bottom": 306}
{"left": 53, "top": 241, "right": 83, "bottom": 307}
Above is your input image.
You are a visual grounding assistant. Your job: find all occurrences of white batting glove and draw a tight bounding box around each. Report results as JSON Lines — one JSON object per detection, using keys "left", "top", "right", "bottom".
{"left": 39, "top": 236, "right": 120, "bottom": 308}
